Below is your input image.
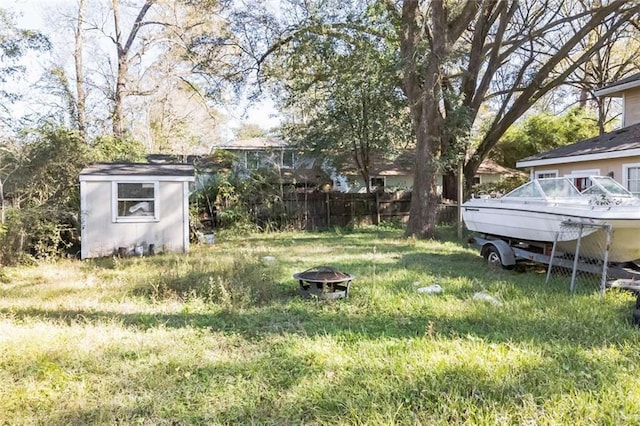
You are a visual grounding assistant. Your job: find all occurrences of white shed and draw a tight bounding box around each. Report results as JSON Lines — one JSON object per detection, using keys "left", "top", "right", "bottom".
{"left": 79, "top": 163, "right": 195, "bottom": 259}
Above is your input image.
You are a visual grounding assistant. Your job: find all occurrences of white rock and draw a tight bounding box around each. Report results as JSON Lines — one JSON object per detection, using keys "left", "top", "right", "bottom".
{"left": 473, "top": 292, "right": 502, "bottom": 306}
{"left": 417, "top": 284, "right": 443, "bottom": 295}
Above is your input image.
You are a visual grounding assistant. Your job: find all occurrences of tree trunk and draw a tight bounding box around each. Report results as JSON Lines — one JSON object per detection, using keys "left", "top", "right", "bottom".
{"left": 404, "top": 40, "right": 444, "bottom": 237}
{"left": 75, "top": 0, "right": 87, "bottom": 141}
{"left": 113, "top": 55, "right": 128, "bottom": 138}
{"left": 110, "top": 0, "right": 156, "bottom": 139}
{"left": 402, "top": 0, "right": 461, "bottom": 239}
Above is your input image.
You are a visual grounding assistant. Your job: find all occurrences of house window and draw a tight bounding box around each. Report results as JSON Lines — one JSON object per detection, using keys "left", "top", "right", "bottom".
{"left": 245, "top": 151, "right": 262, "bottom": 170}
{"left": 282, "top": 151, "right": 295, "bottom": 169}
{"left": 535, "top": 170, "right": 558, "bottom": 179}
{"left": 370, "top": 176, "right": 385, "bottom": 188}
{"left": 573, "top": 177, "right": 591, "bottom": 191}
{"left": 112, "top": 182, "right": 159, "bottom": 222}
{"left": 623, "top": 164, "right": 640, "bottom": 196}
{"left": 566, "top": 169, "right": 599, "bottom": 191}
{"left": 472, "top": 176, "right": 481, "bottom": 185}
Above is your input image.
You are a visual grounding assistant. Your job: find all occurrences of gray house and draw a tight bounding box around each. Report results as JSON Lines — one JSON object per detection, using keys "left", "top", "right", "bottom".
{"left": 79, "top": 163, "right": 195, "bottom": 259}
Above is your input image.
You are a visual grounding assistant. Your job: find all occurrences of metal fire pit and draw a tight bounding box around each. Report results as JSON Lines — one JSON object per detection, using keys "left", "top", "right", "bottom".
{"left": 293, "top": 266, "right": 355, "bottom": 299}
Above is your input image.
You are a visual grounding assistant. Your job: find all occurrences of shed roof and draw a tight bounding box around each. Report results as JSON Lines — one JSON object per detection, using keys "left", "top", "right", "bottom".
{"left": 516, "top": 122, "right": 640, "bottom": 167}
{"left": 594, "top": 72, "right": 640, "bottom": 97}
{"left": 80, "top": 163, "right": 194, "bottom": 177}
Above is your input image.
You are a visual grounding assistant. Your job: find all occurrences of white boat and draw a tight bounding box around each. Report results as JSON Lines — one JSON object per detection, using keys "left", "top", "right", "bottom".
{"left": 462, "top": 176, "right": 640, "bottom": 263}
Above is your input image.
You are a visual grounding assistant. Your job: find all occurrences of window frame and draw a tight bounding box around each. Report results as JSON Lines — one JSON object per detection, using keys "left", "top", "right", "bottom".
{"left": 245, "top": 151, "right": 264, "bottom": 170}
{"left": 281, "top": 150, "right": 296, "bottom": 169}
{"left": 112, "top": 181, "right": 160, "bottom": 223}
{"left": 369, "top": 176, "right": 386, "bottom": 188}
{"left": 623, "top": 163, "right": 640, "bottom": 196}
{"left": 534, "top": 169, "right": 559, "bottom": 179}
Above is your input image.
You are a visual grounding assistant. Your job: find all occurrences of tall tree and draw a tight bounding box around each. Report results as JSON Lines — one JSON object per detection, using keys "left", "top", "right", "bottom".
{"left": 279, "top": 33, "right": 411, "bottom": 193}
{"left": 386, "top": 0, "right": 637, "bottom": 238}
{"left": 0, "top": 8, "right": 50, "bottom": 132}
{"left": 492, "top": 107, "right": 599, "bottom": 168}
{"left": 75, "top": 0, "right": 88, "bottom": 141}
{"left": 568, "top": 0, "right": 640, "bottom": 133}
{"left": 175, "top": 0, "right": 640, "bottom": 237}
{"left": 110, "top": 0, "right": 157, "bottom": 138}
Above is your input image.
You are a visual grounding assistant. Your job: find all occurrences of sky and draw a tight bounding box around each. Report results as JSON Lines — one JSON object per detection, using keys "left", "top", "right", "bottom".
{"left": 3, "top": 0, "right": 282, "bottom": 135}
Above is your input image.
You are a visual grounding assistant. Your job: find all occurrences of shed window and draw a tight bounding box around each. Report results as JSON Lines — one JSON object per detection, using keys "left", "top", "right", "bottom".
{"left": 112, "top": 182, "right": 159, "bottom": 222}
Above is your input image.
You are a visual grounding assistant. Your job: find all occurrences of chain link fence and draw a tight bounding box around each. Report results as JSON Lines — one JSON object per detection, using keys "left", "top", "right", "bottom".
{"left": 545, "top": 222, "right": 612, "bottom": 296}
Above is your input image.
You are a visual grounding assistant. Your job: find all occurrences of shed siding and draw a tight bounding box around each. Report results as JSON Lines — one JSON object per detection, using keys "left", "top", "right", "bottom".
{"left": 82, "top": 180, "right": 188, "bottom": 258}
{"left": 624, "top": 88, "right": 640, "bottom": 127}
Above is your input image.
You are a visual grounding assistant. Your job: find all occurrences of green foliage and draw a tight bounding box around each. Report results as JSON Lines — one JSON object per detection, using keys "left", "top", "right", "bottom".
{"left": 192, "top": 169, "right": 260, "bottom": 234}
{"left": 192, "top": 161, "right": 302, "bottom": 234}
{"left": 472, "top": 175, "right": 529, "bottom": 197}
{"left": 91, "top": 135, "right": 147, "bottom": 162}
{"left": 235, "top": 123, "right": 267, "bottom": 139}
{"left": 0, "top": 8, "right": 50, "bottom": 89}
{"left": 0, "top": 127, "right": 90, "bottom": 263}
{"left": 12, "top": 128, "right": 90, "bottom": 209}
{"left": 492, "top": 107, "right": 599, "bottom": 168}
{"left": 0, "top": 207, "right": 76, "bottom": 264}
{"left": 276, "top": 10, "right": 411, "bottom": 190}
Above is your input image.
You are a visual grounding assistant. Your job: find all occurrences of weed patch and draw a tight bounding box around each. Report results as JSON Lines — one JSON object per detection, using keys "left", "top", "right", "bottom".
{"left": 1, "top": 228, "right": 640, "bottom": 424}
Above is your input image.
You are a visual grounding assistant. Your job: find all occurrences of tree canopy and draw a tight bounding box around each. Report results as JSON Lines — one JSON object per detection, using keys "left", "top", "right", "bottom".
{"left": 194, "top": 0, "right": 637, "bottom": 237}
{"left": 2, "top": 0, "right": 640, "bottom": 246}
{"left": 491, "top": 107, "right": 600, "bottom": 169}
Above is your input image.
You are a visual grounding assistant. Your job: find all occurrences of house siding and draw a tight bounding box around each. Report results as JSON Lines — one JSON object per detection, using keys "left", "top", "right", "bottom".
{"left": 527, "top": 155, "right": 640, "bottom": 187}
{"left": 624, "top": 87, "right": 640, "bottom": 127}
{"left": 81, "top": 180, "right": 188, "bottom": 258}
{"left": 478, "top": 174, "right": 503, "bottom": 185}
{"left": 348, "top": 174, "right": 443, "bottom": 194}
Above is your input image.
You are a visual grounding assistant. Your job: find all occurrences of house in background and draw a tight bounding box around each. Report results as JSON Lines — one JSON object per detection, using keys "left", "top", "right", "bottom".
{"left": 473, "top": 158, "right": 525, "bottom": 186}
{"left": 210, "top": 138, "right": 521, "bottom": 196}
{"left": 211, "top": 137, "right": 330, "bottom": 189}
{"left": 339, "top": 152, "right": 521, "bottom": 196}
{"left": 79, "top": 163, "right": 195, "bottom": 259}
{"left": 517, "top": 73, "right": 640, "bottom": 194}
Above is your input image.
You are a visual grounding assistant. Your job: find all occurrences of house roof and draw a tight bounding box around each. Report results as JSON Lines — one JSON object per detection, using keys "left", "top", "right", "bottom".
{"left": 213, "top": 137, "right": 289, "bottom": 150}
{"left": 342, "top": 150, "right": 520, "bottom": 177}
{"left": 371, "top": 151, "right": 415, "bottom": 176}
{"left": 516, "top": 122, "right": 640, "bottom": 168}
{"left": 476, "top": 158, "right": 523, "bottom": 177}
{"left": 80, "top": 163, "right": 194, "bottom": 177}
{"left": 594, "top": 72, "right": 640, "bottom": 97}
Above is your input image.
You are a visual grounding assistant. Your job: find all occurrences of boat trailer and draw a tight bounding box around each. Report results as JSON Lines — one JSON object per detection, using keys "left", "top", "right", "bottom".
{"left": 470, "top": 232, "right": 640, "bottom": 323}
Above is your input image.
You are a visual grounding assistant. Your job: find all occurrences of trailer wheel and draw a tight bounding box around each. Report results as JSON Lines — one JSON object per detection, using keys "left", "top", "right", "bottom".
{"left": 483, "top": 246, "right": 513, "bottom": 270}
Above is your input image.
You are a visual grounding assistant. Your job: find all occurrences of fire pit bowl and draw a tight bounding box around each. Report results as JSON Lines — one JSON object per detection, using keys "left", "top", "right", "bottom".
{"left": 293, "top": 266, "right": 355, "bottom": 299}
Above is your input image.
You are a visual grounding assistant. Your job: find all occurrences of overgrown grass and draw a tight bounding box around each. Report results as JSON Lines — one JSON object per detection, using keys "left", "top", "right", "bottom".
{"left": 1, "top": 226, "right": 640, "bottom": 424}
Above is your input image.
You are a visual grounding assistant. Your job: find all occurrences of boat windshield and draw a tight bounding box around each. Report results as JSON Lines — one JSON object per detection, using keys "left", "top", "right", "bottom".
{"left": 582, "top": 176, "right": 635, "bottom": 198}
{"left": 504, "top": 178, "right": 582, "bottom": 199}
{"left": 537, "top": 179, "right": 582, "bottom": 198}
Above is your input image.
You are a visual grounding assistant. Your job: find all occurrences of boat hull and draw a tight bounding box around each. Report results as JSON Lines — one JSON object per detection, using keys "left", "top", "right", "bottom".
{"left": 463, "top": 200, "right": 640, "bottom": 263}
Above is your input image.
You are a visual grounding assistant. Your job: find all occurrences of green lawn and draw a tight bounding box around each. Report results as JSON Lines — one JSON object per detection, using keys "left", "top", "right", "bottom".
{"left": 1, "top": 227, "right": 640, "bottom": 425}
